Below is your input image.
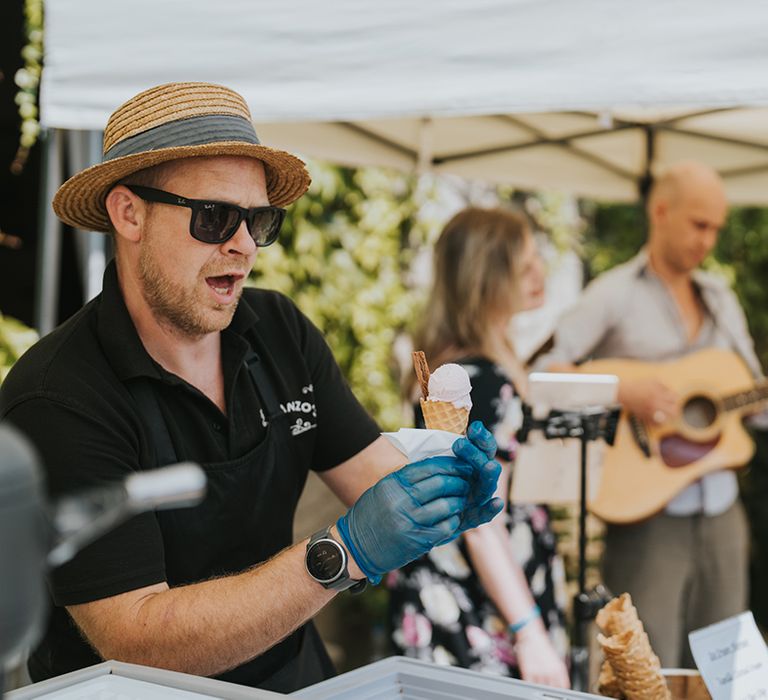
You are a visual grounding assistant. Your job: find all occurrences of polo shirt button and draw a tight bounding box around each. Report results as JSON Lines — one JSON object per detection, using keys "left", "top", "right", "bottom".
{"left": 213, "top": 422, "right": 222, "bottom": 432}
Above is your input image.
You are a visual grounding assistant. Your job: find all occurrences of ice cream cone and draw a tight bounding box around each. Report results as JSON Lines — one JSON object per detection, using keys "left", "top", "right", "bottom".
{"left": 596, "top": 593, "right": 670, "bottom": 700}
{"left": 420, "top": 398, "right": 470, "bottom": 434}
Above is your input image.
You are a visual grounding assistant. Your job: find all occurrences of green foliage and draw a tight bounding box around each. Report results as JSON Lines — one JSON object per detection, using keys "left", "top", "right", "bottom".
{"left": 251, "top": 162, "right": 429, "bottom": 430}
{"left": 715, "top": 208, "right": 768, "bottom": 371}
{"left": 582, "top": 201, "right": 645, "bottom": 279}
{"left": 12, "top": 0, "right": 44, "bottom": 173}
{"left": 0, "top": 312, "right": 37, "bottom": 384}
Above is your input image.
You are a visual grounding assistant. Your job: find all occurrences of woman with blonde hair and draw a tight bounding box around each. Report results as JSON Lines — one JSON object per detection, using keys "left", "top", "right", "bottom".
{"left": 387, "top": 207, "right": 570, "bottom": 686}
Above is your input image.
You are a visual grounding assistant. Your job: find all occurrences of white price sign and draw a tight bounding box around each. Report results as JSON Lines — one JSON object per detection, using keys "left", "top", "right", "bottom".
{"left": 689, "top": 612, "right": 768, "bottom": 700}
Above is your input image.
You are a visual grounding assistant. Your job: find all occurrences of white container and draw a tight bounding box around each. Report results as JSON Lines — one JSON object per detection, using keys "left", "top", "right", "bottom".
{"left": 6, "top": 660, "right": 282, "bottom": 699}
{"left": 292, "top": 655, "right": 604, "bottom": 700}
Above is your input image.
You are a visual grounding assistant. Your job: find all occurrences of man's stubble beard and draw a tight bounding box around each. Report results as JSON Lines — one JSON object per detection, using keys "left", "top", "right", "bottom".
{"left": 138, "top": 242, "right": 240, "bottom": 338}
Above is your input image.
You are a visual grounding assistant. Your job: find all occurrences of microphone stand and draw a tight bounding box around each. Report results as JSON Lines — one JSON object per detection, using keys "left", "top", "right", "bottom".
{"left": 1, "top": 421, "right": 207, "bottom": 699}
{"left": 517, "top": 403, "right": 621, "bottom": 692}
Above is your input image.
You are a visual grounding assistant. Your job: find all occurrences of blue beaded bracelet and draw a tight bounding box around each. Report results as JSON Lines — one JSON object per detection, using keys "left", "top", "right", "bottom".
{"left": 509, "top": 604, "right": 541, "bottom": 634}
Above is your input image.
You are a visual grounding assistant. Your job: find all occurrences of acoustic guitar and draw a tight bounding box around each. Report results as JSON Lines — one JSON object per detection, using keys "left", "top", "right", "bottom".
{"left": 580, "top": 348, "right": 767, "bottom": 524}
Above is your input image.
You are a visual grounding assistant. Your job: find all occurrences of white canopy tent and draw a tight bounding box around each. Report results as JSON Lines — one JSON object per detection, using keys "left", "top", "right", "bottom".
{"left": 36, "top": 0, "right": 768, "bottom": 331}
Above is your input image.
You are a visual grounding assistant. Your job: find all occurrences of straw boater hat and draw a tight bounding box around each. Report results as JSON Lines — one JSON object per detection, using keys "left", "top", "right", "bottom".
{"left": 53, "top": 82, "right": 311, "bottom": 233}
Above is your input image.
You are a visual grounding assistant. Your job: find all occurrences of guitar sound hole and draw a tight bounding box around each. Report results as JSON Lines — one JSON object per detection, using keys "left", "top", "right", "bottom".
{"left": 682, "top": 395, "right": 717, "bottom": 429}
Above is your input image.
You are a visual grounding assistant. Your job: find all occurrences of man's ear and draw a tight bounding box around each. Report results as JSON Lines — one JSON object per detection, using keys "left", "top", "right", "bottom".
{"left": 105, "top": 185, "right": 145, "bottom": 243}
{"left": 648, "top": 197, "right": 668, "bottom": 228}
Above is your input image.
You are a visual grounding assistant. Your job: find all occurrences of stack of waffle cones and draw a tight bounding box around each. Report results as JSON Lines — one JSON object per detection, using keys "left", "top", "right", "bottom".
{"left": 596, "top": 593, "right": 671, "bottom": 700}
{"left": 413, "top": 351, "right": 470, "bottom": 435}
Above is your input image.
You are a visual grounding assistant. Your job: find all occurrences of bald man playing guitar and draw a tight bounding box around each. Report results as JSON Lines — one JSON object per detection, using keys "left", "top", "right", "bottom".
{"left": 537, "top": 161, "right": 762, "bottom": 668}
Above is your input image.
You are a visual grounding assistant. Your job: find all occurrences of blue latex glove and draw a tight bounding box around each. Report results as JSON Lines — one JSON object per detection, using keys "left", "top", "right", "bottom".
{"left": 452, "top": 421, "right": 500, "bottom": 529}
{"left": 337, "top": 421, "right": 502, "bottom": 583}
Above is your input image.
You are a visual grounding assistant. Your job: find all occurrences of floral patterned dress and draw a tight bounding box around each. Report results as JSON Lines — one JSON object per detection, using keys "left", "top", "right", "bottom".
{"left": 386, "top": 357, "right": 569, "bottom": 676}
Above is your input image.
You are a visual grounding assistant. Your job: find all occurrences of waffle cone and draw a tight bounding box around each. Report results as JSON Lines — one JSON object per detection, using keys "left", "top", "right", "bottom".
{"left": 420, "top": 399, "right": 469, "bottom": 434}
{"left": 596, "top": 593, "right": 670, "bottom": 700}
{"left": 598, "top": 660, "right": 624, "bottom": 699}
{"left": 599, "top": 628, "right": 669, "bottom": 700}
{"left": 597, "top": 593, "right": 641, "bottom": 636}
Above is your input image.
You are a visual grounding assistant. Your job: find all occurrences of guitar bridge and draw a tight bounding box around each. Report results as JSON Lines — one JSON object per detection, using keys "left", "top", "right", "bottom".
{"left": 629, "top": 414, "right": 651, "bottom": 457}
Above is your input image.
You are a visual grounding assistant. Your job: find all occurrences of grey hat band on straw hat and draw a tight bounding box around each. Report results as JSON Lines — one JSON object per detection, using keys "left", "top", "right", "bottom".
{"left": 104, "top": 114, "right": 260, "bottom": 161}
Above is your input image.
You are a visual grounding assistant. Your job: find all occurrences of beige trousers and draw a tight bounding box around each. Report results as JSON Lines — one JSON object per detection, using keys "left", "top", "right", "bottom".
{"left": 603, "top": 500, "right": 749, "bottom": 668}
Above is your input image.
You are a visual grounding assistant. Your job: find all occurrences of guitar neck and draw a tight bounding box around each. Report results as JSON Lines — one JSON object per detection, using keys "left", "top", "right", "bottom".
{"left": 722, "top": 381, "right": 768, "bottom": 413}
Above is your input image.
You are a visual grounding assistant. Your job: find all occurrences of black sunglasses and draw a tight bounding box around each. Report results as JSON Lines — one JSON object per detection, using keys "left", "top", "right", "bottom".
{"left": 125, "top": 185, "right": 285, "bottom": 246}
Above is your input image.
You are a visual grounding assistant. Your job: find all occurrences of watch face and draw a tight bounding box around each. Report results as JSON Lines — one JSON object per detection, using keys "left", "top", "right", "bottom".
{"left": 307, "top": 539, "right": 345, "bottom": 583}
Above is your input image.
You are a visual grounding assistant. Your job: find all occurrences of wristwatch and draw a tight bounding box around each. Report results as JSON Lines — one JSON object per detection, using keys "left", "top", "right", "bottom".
{"left": 305, "top": 526, "right": 366, "bottom": 593}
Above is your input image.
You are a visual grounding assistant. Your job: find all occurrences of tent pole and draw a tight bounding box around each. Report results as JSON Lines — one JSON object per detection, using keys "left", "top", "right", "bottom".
{"left": 33, "top": 129, "right": 64, "bottom": 336}
{"left": 69, "top": 130, "right": 107, "bottom": 303}
{"left": 639, "top": 125, "right": 655, "bottom": 205}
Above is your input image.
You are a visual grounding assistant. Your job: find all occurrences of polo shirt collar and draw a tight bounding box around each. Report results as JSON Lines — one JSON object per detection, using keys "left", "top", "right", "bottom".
{"left": 97, "top": 260, "right": 160, "bottom": 381}
{"left": 633, "top": 246, "right": 717, "bottom": 286}
{"left": 96, "top": 260, "right": 260, "bottom": 382}
{"left": 631, "top": 248, "right": 652, "bottom": 276}
{"left": 228, "top": 283, "right": 260, "bottom": 334}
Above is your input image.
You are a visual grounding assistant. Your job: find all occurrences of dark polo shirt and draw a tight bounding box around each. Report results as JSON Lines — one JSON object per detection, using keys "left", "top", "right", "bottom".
{"left": 0, "top": 261, "right": 380, "bottom": 687}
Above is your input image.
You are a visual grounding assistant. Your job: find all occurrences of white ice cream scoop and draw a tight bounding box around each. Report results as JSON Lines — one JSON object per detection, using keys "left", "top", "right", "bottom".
{"left": 427, "top": 363, "right": 473, "bottom": 411}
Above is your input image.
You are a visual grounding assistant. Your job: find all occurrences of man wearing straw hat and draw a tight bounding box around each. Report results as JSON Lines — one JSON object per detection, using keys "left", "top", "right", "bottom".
{"left": 0, "top": 82, "right": 503, "bottom": 692}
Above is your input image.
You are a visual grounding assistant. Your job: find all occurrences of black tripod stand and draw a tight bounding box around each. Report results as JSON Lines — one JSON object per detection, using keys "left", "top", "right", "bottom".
{"left": 517, "top": 403, "right": 621, "bottom": 692}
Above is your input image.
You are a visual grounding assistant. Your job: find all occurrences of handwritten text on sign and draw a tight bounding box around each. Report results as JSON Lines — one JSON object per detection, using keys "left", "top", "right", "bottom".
{"left": 689, "top": 612, "right": 768, "bottom": 700}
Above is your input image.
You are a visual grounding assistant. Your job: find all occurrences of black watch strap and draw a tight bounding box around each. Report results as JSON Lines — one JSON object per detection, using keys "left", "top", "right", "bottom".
{"left": 306, "top": 526, "right": 367, "bottom": 593}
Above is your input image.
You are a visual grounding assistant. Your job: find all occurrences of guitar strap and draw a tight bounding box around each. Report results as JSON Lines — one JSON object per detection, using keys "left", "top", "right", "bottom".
{"left": 698, "top": 284, "right": 763, "bottom": 380}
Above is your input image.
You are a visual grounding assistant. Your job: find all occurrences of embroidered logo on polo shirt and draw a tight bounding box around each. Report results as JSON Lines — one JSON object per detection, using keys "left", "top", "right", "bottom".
{"left": 290, "top": 418, "right": 316, "bottom": 436}
{"left": 280, "top": 384, "right": 317, "bottom": 436}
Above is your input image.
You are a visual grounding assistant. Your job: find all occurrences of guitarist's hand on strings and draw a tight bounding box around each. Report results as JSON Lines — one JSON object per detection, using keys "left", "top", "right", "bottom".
{"left": 618, "top": 378, "right": 680, "bottom": 425}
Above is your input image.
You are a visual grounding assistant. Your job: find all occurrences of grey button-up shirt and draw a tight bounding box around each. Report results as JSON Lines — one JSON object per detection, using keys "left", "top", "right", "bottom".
{"left": 535, "top": 249, "right": 762, "bottom": 516}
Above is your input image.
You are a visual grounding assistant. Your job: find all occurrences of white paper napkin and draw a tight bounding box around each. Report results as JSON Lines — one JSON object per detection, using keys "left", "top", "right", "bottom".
{"left": 383, "top": 428, "right": 462, "bottom": 461}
